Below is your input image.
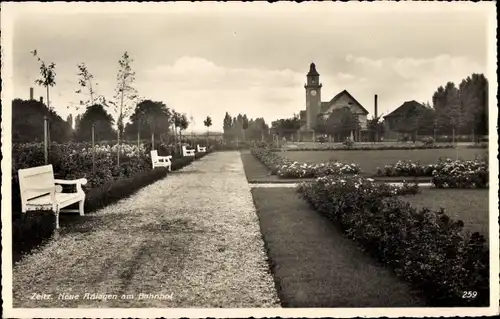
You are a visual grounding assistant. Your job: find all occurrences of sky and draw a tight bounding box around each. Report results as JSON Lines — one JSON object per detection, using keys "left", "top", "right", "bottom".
{"left": 7, "top": 2, "right": 495, "bottom": 132}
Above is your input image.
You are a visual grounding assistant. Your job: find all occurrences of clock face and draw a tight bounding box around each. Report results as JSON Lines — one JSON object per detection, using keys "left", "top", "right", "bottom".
{"left": 310, "top": 90, "right": 317, "bottom": 96}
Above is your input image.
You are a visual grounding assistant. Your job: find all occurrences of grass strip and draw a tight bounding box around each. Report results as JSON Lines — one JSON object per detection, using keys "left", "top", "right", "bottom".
{"left": 251, "top": 187, "right": 426, "bottom": 307}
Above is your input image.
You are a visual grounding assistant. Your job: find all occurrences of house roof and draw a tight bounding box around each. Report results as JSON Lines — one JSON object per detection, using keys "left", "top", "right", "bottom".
{"left": 322, "top": 90, "right": 369, "bottom": 115}
{"left": 384, "top": 100, "right": 427, "bottom": 118}
{"left": 320, "top": 102, "right": 330, "bottom": 113}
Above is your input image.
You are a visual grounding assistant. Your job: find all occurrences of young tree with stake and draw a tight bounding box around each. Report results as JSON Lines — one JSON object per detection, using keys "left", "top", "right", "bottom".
{"left": 31, "top": 49, "right": 56, "bottom": 110}
{"left": 110, "top": 51, "right": 138, "bottom": 166}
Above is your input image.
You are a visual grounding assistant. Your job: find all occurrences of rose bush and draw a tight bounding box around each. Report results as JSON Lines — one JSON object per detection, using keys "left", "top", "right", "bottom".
{"left": 251, "top": 148, "right": 360, "bottom": 178}
{"left": 431, "top": 158, "right": 488, "bottom": 188}
{"left": 297, "top": 174, "right": 489, "bottom": 307}
{"left": 376, "top": 160, "right": 437, "bottom": 177}
{"left": 277, "top": 161, "right": 360, "bottom": 178}
{"left": 376, "top": 158, "right": 488, "bottom": 188}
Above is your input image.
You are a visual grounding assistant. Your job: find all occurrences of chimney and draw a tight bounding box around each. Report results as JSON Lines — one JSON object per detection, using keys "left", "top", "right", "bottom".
{"left": 40, "top": 96, "right": 43, "bottom": 104}
{"left": 374, "top": 94, "right": 378, "bottom": 118}
{"left": 30, "top": 87, "right": 34, "bottom": 100}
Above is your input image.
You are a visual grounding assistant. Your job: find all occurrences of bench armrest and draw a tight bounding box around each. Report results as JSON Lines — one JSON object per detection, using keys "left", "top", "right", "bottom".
{"left": 23, "top": 186, "right": 56, "bottom": 192}
{"left": 54, "top": 178, "right": 87, "bottom": 193}
{"left": 157, "top": 155, "right": 172, "bottom": 160}
{"left": 54, "top": 178, "right": 88, "bottom": 186}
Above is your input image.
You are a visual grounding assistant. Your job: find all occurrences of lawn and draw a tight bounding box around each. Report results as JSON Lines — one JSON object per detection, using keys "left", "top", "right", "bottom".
{"left": 398, "top": 188, "right": 490, "bottom": 237}
{"left": 280, "top": 147, "right": 487, "bottom": 176}
{"left": 251, "top": 187, "right": 426, "bottom": 307}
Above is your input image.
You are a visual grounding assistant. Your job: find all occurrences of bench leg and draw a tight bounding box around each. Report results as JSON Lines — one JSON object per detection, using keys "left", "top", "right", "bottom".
{"left": 79, "top": 199, "right": 85, "bottom": 216}
{"left": 55, "top": 209, "right": 60, "bottom": 229}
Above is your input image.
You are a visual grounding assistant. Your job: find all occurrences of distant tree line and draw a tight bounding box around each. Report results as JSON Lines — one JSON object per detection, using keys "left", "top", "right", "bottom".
{"left": 222, "top": 112, "right": 270, "bottom": 143}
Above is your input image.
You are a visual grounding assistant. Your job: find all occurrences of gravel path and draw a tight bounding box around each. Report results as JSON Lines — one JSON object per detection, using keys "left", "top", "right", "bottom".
{"left": 13, "top": 152, "right": 280, "bottom": 308}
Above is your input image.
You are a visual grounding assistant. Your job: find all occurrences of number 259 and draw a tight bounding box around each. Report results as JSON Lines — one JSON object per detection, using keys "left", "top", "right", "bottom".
{"left": 462, "top": 291, "right": 477, "bottom": 298}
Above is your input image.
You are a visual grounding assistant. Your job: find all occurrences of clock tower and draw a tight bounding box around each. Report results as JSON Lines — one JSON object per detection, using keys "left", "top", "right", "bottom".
{"left": 304, "top": 62, "right": 322, "bottom": 130}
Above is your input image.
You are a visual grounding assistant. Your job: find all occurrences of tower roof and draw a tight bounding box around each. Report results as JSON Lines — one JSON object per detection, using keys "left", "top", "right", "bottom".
{"left": 307, "top": 62, "right": 319, "bottom": 76}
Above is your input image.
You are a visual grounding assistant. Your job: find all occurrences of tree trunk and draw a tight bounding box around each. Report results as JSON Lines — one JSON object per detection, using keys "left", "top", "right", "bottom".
{"left": 452, "top": 126, "right": 455, "bottom": 144}
{"left": 117, "top": 85, "right": 125, "bottom": 167}
{"left": 172, "top": 124, "right": 177, "bottom": 154}
{"left": 117, "top": 129, "right": 120, "bottom": 167}
{"left": 178, "top": 129, "right": 182, "bottom": 153}
{"left": 151, "top": 132, "right": 155, "bottom": 150}
{"left": 46, "top": 86, "right": 50, "bottom": 110}
{"left": 206, "top": 128, "right": 209, "bottom": 147}
{"left": 92, "top": 124, "right": 96, "bottom": 174}
{"left": 137, "top": 131, "right": 140, "bottom": 154}
{"left": 44, "top": 116, "right": 48, "bottom": 165}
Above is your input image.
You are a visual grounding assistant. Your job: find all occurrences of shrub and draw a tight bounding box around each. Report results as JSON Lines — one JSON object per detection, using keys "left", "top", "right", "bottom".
{"left": 254, "top": 141, "right": 270, "bottom": 149}
{"left": 422, "top": 137, "right": 435, "bottom": 145}
{"left": 297, "top": 175, "right": 489, "bottom": 307}
{"left": 317, "top": 136, "right": 327, "bottom": 143}
{"left": 342, "top": 138, "right": 354, "bottom": 148}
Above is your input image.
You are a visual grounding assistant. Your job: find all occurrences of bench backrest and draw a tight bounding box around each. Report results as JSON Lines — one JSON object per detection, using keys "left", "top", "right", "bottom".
{"left": 18, "top": 165, "right": 55, "bottom": 203}
{"left": 151, "top": 150, "right": 159, "bottom": 161}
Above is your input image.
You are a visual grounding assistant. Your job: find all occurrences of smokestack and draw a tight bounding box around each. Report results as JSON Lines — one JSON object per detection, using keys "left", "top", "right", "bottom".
{"left": 40, "top": 96, "right": 43, "bottom": 104}
{"left": 374, "top": 94, "right": 378, "bottom": 118}
{"left": 30, "top": 87, "right": 34, "bottom": 100}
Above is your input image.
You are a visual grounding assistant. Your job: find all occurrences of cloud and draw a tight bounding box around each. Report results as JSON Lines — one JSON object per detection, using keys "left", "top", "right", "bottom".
{"left": 142, "top": 56, "right": 303, "bottom": 91}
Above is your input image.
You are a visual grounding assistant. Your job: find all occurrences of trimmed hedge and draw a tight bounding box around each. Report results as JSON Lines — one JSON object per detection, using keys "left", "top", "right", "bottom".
{"left": 251, "top": 148, "right": 360, "bottom": 178}
{"left": 465, "top": 142, "right": 489, "bottom": 149}
{"left": 298, "top": 175, "right": 489, "bottom": 307}
{"left": 272, "top": 143, "right": 457, "bottom": 152}
{"left": 12, "top": 151, "right": 210, "bottom": 263}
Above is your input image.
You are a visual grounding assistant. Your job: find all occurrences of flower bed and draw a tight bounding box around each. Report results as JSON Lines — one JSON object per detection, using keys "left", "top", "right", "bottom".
{"left": 278, "top": 161, "right": 360, "bottom": 178}
{"left": 297, "top": 175, "right": 489, "bottom": 307}
{"left": 12, "top": 142, "right": 151, "bottom": 191}
{"left": 251, "top": 148, "right": 360, "bottom": 178}
{"left": 376, "top": 158, "right": 488, "bottom": 188}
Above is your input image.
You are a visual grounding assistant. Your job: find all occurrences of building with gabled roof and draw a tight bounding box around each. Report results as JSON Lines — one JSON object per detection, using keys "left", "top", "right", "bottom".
{"left": 297, "top": 62, "right": 370, "bottom": 141}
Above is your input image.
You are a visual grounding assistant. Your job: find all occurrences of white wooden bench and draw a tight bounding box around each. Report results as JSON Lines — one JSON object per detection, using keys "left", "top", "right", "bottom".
{"left": 182, "top": 145, "right": 195, "bottom": 157}
{"left": 151, "top": 150, "right": 172, "bottom": 171}
{"left": 197, "top": 144, "right": 207, "bottom": 152}
{"left": 18, "top": 165, "right": 87, "bottom": 229}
